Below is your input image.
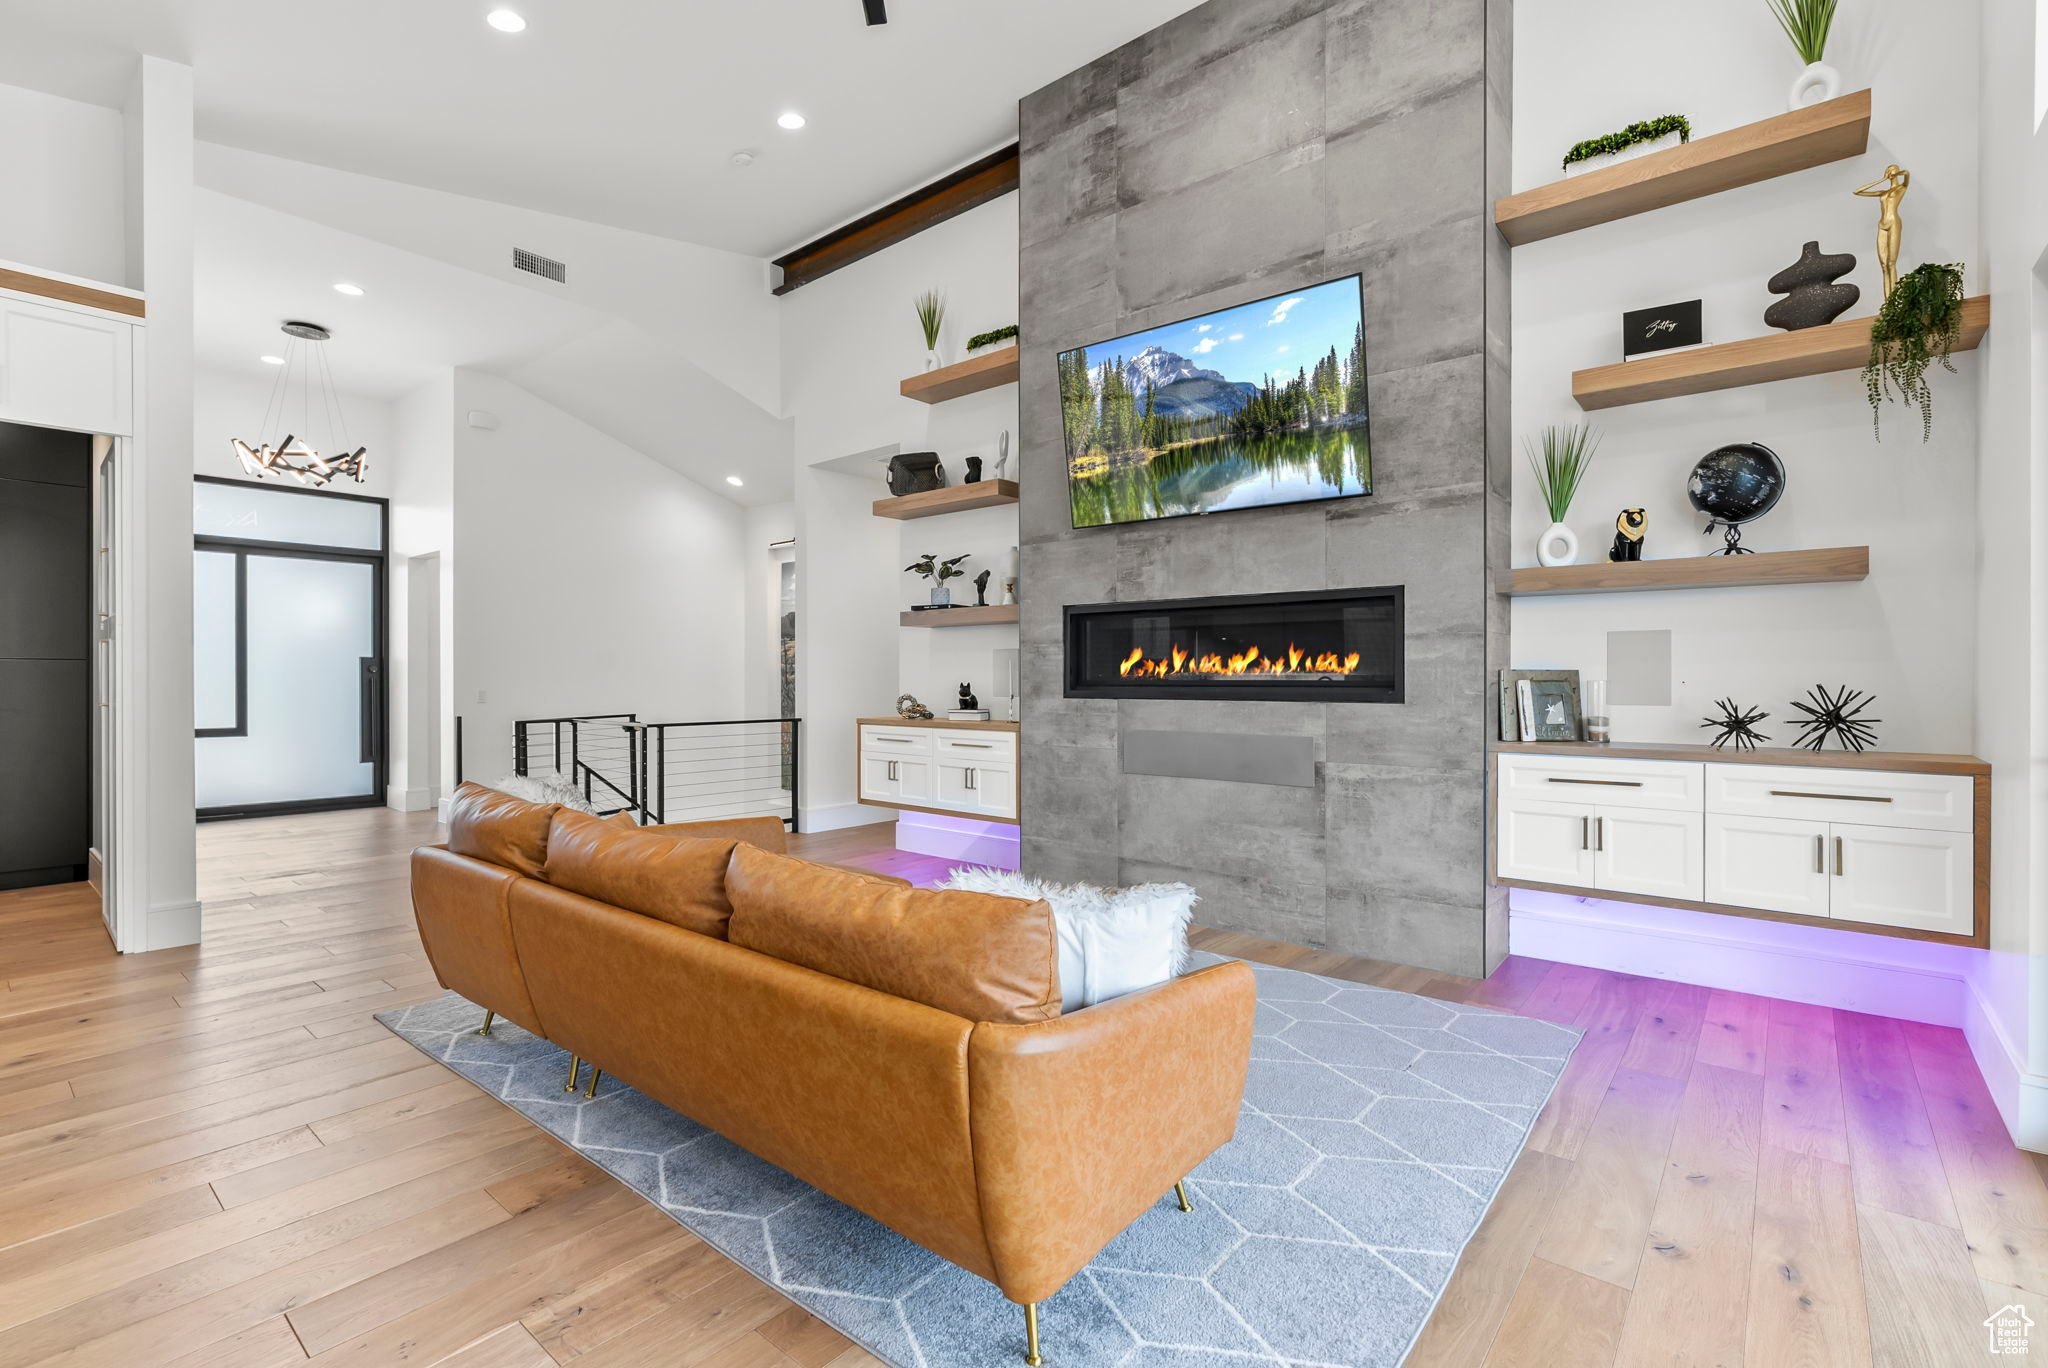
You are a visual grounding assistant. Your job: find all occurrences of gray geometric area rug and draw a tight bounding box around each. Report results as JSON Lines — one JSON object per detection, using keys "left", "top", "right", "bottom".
{"left": 377, "top": 954, "right": 1580, "bottom": 1368}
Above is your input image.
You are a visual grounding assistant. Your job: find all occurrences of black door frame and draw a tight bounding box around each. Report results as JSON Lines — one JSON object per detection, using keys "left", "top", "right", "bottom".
{"left": 192, "top": 475, "right": 389, "bottom": 821}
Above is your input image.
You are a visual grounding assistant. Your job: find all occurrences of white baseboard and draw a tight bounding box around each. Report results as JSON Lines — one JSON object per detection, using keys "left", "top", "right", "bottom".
{"left": 798, "top": 802, "right": 895, "bottom": 834}
{"left": 145, "top": 899, "right": 203, "bottom": 951}
{"left": 1961, "top": 972, "right": 2048, "bottom": 1153}
{"left": 894, "top": 812, "right": 1021, "bottom": 868}
{"left": 1507, "top": 889, "right": 1975, "bottom": 1027}
{"left": 387, "top": 785, "right": 435, "bottom": 812}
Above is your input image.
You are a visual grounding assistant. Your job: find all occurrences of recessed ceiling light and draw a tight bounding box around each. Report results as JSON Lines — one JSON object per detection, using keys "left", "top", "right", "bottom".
{"left": 726, "top": 475, "right": 745, "bottom": 487}
{"left": 260, "top": 354, "right": 285, "bottom": 365}
{"left": 486, "top": 9, "right": 526, "bottom": 32}
{"left": 777, "top": 112, "right": 806, "bottom": 130}
{"left": 333, "top": 282, "right": 364, "bottom": 296}
{"left": 731, "top": 150, "right": 756, "bottom": 167}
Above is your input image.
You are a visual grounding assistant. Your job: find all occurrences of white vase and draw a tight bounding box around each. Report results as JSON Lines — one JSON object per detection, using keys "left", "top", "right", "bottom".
{"left": 1536, "top": 522, "right": 1578, "bottom": 568}
{"left": 1788, "top": 61, "right": 1841, "bottom": 111}
{"left": 925, "top": 350, "right": 941, "bottom": 371}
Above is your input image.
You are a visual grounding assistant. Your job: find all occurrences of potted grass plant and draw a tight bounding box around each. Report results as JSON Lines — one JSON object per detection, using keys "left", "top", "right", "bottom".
{"left": 914, "top": 291, "right": 946, "bottom": 370}
{"left": 1526, "top": 424, "right": 1599, "bottom": 567}
{"left": 1768, "top": 0, "right": 1842, "bottom": 109}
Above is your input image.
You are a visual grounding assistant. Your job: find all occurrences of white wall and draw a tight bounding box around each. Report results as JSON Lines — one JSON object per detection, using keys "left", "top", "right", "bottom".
{"left": 778, "top": 193, "right": 1021, "bottom": 827}
{"left": 388, "top": 374, "right": 456, "bottom": 807}
{"left": 450, "top": 369, "right": 747, "bottom": 784}
{"left": 0, "top": 81, "right": 128, "bottom": 287}
{"left": 743, "top": 501, "right": 795, "bottom": 719}
{"left": 1511, "top": 0, "right": 1983, "bottom": 754}
{"left": 1970, "top": 0, "right": 2048, "bottom": 1146}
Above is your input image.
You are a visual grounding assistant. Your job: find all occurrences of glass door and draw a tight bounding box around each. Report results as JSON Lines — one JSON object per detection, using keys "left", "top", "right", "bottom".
{"left": 193, "top": 477, "right": 386, "bottom": 818}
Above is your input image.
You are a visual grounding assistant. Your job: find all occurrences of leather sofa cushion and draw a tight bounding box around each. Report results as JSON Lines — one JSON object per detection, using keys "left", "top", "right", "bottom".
{"left": 447, "top": 781, "right": 557, "bottom": 877}
{"left": 726, "top": 844, "right": 1060, "bottom": 1024}
{"left": 543, "top": 809, "right": 744, "bottom": 939}
{"left": 635, "top": 813, "right": 789, "bottom": 855}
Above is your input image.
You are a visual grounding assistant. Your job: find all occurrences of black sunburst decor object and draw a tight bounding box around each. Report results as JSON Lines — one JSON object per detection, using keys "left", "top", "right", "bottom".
{"left": 1788, "top": 684, "right": 1882, "bottom": 752}
{"left": 1701, "top": 697, "right": 1771, "bottom": 751}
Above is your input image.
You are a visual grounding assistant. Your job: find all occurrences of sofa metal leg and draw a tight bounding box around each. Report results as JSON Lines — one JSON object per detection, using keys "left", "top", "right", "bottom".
{"left": 477, "top": 1010, "right": 495, "bottom": 1037}
{"left": 1023, "top": 1302, "right": 1042, "bottom": 1366}
{"left": 583, "top": 1067, "right": 603, "bottom": 1099}
{"left": 1174, "top": 1180, "right": 1192, "bottom": 1213}
{"left": 565, "top": 1055, "right": 582, "bottom": 1092}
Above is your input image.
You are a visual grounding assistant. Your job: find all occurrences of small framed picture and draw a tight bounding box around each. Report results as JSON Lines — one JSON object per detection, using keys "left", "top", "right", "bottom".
{"left": 1499, "top": 669, "right": 1582, "bottom": 742}
{"left": 1621, "top": 299, "right": 1703, "bottom": 360}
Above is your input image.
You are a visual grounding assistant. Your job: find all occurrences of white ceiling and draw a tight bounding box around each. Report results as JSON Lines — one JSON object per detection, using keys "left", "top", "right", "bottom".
{"left": 0, "top": 0, "right": 1202, "bottom": 256}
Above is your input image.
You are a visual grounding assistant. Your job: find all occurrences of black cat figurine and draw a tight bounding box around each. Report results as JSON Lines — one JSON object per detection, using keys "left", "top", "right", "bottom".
{"left": 1610, "top": 508, "right": 1647, "bottom": 562}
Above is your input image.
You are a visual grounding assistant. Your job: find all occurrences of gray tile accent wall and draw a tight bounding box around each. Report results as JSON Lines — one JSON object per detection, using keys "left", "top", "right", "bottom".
{"left": 1017, "top": 0, "right": 1512, "bottom": 976}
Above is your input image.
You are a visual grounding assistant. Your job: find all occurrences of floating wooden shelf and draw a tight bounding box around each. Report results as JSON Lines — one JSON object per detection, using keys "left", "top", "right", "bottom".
{"left": 872, "top": 479, "right": 1019, "bottom": 520}
{"left": 899, "top": 604, "right": 1019, "bottom": 627}
{"left": 1495, "top": 90, "right": 1871, "bottom": 245}
{"left": 1572, "top": 295, "right": 1989, "bottom": 410}
{"left": 899, "top": 347, "right": 1019, "bottom": 404}
{"left": 1504, "top": 546, "right": 1869, "bottom": 596}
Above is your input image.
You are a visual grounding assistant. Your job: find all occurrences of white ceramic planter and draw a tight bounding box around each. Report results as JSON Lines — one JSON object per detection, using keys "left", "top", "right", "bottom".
{"left": 968, "top": 338, "right": 1018, "bottom": 359}
{"left": 1563, "top": 130, "right": 1683, "bottom": 177}
{"left": 1788, "top": 61, "right": 1841, "bottom": 110}
{"left": 1536, "top": 522, "right": 1579, "bottom": 568}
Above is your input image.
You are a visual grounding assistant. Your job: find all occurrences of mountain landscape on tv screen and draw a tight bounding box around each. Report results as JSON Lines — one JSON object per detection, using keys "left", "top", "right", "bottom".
{"left": 1058, "top": 276, "right": 1373, "bottom": 529}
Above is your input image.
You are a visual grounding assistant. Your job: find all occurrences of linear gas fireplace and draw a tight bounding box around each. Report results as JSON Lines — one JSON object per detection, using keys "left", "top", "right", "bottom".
{"left": 1064, "top": 587, "right": 1403, "bottom": 703}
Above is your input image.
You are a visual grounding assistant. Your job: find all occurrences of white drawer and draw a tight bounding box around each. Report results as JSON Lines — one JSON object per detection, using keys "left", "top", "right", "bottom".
{"left": 935, "top": 730, "right": 1017, "bottom": 760}
{"left": 1497, "top": 753, "right": 1703, "bottom": 813}
{"left": 1705, "top": 764, "right": 1973, "bottom": 834}
{"left": 860, "top": 725, "right": 935, "bottom": 755}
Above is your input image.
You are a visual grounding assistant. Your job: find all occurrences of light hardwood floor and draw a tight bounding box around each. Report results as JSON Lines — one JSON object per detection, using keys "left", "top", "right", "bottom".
{"left": 0, "top": 807, "right": 2037, "bottom": 1366}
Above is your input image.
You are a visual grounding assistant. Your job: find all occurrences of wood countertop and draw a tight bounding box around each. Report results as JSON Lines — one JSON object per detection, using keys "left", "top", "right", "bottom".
{"left": 1493, "top": 740, "right": 1988, "bottom": 777}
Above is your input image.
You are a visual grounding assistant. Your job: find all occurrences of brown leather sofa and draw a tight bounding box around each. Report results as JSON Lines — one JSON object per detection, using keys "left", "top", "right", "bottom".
{"left": 411, "top": 783, "right": 1255, "bottom": 1363}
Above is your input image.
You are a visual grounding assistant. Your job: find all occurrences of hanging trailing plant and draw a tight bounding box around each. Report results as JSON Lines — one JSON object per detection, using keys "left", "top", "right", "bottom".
{"left": 1863, "top": 262, "right": 1966, "bottom": 441}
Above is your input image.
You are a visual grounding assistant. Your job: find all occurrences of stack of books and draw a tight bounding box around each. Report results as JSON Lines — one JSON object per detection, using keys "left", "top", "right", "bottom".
{"left": 947, "top": 709, "right": 991, "bottom": 721}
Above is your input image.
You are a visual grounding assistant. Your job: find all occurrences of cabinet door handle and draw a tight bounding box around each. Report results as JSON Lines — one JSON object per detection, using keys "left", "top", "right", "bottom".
{"left": 1814, "top": 834, "right": 1825, "bottom": 874}
{"left": 1547, "top": 777, "right": 1643, "bottom": 787}
{"left": 965, "top": 766, "right": 976, "bottom": 790}
{"left": 1580, "top": 816, "right": 1589, "bottom": 850}
{"left": 1771, "top": 789, "right": 1892, "bottom": 803}
{"left": 1595, "top": 817, "right": 1604, "bottom": 852}
{"left": 886, "top": 760, "right": 897, "bottom": 781}
{"left": 1834, "top": 836, "right": 1844, "bottom": 876}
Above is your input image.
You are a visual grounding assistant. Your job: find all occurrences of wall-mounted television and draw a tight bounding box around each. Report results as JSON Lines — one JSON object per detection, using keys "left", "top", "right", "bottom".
{"left": 1059, "top": 274, "right": 1371, "bottom": 530}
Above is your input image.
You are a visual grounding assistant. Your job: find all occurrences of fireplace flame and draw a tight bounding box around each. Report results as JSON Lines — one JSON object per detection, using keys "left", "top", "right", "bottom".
{"left": 1116, "top": 643, "right": 1363, "bottom": 679}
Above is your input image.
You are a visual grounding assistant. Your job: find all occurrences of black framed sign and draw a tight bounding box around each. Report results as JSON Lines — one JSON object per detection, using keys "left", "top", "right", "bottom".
{"left": 1621, "top": 298, "right": 1703, "bottom": 360}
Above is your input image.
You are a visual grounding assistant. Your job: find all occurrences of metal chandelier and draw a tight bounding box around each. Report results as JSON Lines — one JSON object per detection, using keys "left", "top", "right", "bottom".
{"left": 229, "top": 321, "right": 368, "bottom": 486}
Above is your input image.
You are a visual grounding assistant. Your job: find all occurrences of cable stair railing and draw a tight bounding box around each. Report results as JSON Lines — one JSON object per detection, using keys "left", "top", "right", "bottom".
{"left": 511, "top": 712, "right": 802, "bottom": 831}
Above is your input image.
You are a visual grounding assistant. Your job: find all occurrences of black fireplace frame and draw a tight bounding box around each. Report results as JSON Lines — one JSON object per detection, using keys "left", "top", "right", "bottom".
{"left": 1062, "top": 586, "right": 1404, "bottom": 704}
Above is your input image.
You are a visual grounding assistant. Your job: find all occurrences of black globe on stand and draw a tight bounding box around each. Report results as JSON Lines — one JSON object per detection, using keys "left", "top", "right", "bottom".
{"left": 1687, "top": 442, "right": 1787, "bottom": 555}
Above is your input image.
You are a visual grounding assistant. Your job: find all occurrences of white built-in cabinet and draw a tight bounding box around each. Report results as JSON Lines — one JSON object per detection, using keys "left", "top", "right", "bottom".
{"left": 858, "top": 720, "right": 1019, "bottom": 823}
{"left": 1496, "top": 747, "right": 1985, "bottom": 942}
{"left": 0, "top": 292, "right": 135, "bottom": 435}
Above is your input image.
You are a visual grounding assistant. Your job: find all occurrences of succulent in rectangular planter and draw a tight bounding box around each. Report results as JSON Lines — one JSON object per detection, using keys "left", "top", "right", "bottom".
{"left": 1561, "top": 115, "right": 1692, "bottom": 176}
{"left": 966, "top": 325, "right": 1018, "bottom": 355}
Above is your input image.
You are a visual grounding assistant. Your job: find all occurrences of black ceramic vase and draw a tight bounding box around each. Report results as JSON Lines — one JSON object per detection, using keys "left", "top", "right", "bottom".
{"left": 1764, "top": 241, "right": 1860, "bottom": 331}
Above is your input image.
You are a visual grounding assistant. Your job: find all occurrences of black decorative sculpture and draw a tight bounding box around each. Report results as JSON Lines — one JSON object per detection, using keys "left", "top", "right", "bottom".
{"left": 1701, "top": 697, "right": 1771, "bottom": 751}
{"left": 1764, "top": 241, "right": 1860, "bottom": 331}
{"left": 1609, "top": 508, "right": 1647, "bottom": 562}
{"left": 1688, "top": 442, "right": 1786, "bottom": 555}
{"left": 964, "top": 455, "right": 983, "bottom": 483}
{"left": 973, "top": 569, "right": 991, "bottom": 606}
{"left": 958, "top": 682, "right": 979, "bottom": 711}
{"left": 886, "top": 451, "right": 944, "bottom": 496}
{"left": 1788, "top": 684, "right": 1881, "bottom": 752}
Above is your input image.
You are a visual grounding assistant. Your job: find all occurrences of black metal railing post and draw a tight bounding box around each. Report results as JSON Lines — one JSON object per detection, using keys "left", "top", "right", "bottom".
{"left": 513, "top": 722, "right": 527, "bottom": 778}
{"left": 655, "top": 727, "right": 667, "bottom": 825}
{"left": 787, "top": 718, "right": 802, "bottom": 833}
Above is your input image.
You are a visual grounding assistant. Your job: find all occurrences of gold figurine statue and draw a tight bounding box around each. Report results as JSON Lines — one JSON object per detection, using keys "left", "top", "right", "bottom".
{"left": 1853, "top": 164, "right": 1910, "bottom": 299}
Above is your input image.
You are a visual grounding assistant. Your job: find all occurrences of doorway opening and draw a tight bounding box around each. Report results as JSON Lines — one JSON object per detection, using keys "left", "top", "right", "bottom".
{"left": 192, "top": 475, "right": 388, "bottom": 818}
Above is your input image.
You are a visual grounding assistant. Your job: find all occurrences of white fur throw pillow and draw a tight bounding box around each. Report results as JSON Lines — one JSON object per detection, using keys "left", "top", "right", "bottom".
{"left": 938, "top": 867, "right": 1195, "bottom": 1012}
{"left": 484, "top": 772, "right": 604, "bottom": 815}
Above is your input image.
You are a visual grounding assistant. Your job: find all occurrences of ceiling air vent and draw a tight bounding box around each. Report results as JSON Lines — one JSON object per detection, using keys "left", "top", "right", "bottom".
{"left": 511, "top": 248, "right": 567, "bottom": 283}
